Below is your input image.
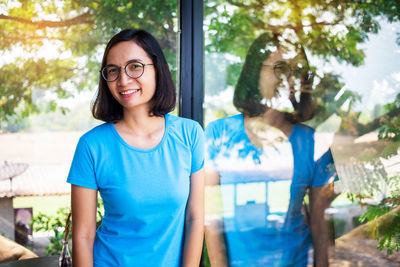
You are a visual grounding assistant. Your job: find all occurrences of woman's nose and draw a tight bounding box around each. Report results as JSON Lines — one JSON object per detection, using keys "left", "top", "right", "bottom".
{"left": 117, "top": 70, "right": 134, "bottom": 85}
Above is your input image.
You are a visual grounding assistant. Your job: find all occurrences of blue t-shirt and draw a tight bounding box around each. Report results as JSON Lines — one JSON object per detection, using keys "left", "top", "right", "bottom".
{"left": 205, "top": 114, "right": 336, "bottom": 267}
{"left": 67, "top": 114, "right": 204, "bottom": 267}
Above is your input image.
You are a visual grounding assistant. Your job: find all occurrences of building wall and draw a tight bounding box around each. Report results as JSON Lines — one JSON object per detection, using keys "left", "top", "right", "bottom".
{"left": 0, "top": 197, "right": 14, "bottom": 240}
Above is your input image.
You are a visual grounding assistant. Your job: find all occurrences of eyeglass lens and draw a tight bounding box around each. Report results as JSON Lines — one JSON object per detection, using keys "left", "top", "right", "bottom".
{"left": 273, "top": 62, "right": 291, "bottom": 78}
{"left": 102, "top": 62, "right": 145, "bottom": 82}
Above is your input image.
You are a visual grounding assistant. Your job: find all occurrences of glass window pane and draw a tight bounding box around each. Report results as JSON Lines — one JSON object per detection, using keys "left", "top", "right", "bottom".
{"left": 0, "top": 1, "right": 178, "bottom": 256}
{"left": 204, "top": 1, "right": 400, "bottom": 266}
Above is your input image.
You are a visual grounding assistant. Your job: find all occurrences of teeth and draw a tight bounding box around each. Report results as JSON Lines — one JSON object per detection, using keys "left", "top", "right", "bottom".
{"left": 120, "top": 89, "right": 139, "bottom": 95}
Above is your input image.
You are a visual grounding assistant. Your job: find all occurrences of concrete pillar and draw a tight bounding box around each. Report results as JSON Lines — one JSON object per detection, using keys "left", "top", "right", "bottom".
{"left": 0, "top": 197, "right": 14, "bottom": 240}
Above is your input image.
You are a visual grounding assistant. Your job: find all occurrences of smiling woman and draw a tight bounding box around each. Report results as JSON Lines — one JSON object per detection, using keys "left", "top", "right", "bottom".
{"left": 92, "top": 30, "right": 176, "bottom": 123}
{"left": 68, "top": 29, "right": 205, "bottom": 267}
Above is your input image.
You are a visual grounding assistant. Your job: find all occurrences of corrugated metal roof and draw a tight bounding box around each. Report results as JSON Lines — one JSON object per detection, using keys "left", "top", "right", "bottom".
{"left": 0, "top": 131, "right": 80, "bottom": 198}
{"left": 0, "top": 164, "right": 70, "bottom": 198}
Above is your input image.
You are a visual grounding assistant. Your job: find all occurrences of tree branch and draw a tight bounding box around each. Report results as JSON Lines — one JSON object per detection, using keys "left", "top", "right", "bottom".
{"left": 7, "top": 36, "right": 66, "bottom": 41}
{"left": 226, "top": 0, "right": 346, "bottom": 33}
{"left": 263, "top": 19, "right": 346, "bottom": 33}
{"left": 6, "top": 35, "right": 105, "bottom": 46}
{"left": 356, "top": 108, "right": 400, "bottom": 136}
{"left": 0, "top": 12, "right": 93, "bottom": 28}
{"left": 226, "top": 0, "right": 265, "bottom": 9}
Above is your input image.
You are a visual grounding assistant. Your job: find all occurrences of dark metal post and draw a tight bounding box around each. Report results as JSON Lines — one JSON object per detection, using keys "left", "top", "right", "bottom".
{"left": 179, "top": 0, "right": 204, "bottom": 127}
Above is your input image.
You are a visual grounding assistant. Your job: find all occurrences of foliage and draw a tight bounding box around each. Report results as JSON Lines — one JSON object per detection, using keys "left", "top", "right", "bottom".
{"left": 376, "top": 214, "right": 400, "bottom": 255}
{"left": 378, "top": 93, "right": 400, "bottom": 159}
{"left": 0, "top": 58, "right": 77, "bottom": 120}
{"left": 348, "top": 174, "right": 400, "bottom": 255}
{"left": 31, "top": 198, "right": 104, "bottom": 255}
{"left": 31, "top": 207, "right": 71, "bottom": 255}
{"left": 352, "top": 215, "right": 367, "bottom": 228}
{"left": 359, "top": 192, "right": 400, "bottom": 254}
{"left": 204, "top": 0, "right": 400, "bottom": 131}
{"left": 0, "top": 0, "right": 178, "bottom": 126}
{"left": 331, "top": 92, "right": 400, "bottom": 254}
{"left": 0, "top": 114, "right": 30, "bottom": 132}
{"left": 205, "top": 0, "right": 400, "bottom": 61}
{"left": 1, "top": 0, "right": 399, "bottom": 127}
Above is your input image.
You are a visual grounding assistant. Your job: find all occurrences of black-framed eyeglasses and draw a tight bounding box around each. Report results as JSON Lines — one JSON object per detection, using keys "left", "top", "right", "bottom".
{"left": 263, "top": 61, "right": 292, "bottom": 79}
{"left": 264, "top": 61, "right": 314, "bottom": 81}
{"left": 100, "top": 61, "right": 154, "bottom": 82}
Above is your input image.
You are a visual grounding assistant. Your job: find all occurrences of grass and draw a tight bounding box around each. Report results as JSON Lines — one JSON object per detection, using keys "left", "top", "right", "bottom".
{"left": 13, "top": 195, "right": 71, "bottom": 217}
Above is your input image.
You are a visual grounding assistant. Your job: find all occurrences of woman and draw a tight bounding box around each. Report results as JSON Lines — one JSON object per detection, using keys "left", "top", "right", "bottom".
{"left": 205, "top": 32, "right": 337, "bottom": 266}
{"left": 67, "top": 29, "right": 204, "bottom": 267}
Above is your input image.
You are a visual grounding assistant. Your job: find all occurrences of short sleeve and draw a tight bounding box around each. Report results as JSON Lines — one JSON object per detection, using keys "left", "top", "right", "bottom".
{"left": 190, "top": 122, "right": 205, "bottom": 174}
{"left": 311, "top": 148, "right": 338, "bottom": 187}
{"left": 67, "top": 138, "right": 98, "bottom": 190}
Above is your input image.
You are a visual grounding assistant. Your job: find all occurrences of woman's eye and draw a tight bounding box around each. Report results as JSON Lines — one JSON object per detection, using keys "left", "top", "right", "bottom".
{"left": 129, "top": 63, "right": 142, "bottom": 70}
{"left": 108, "top": 68, "right": 118, "bottom": 74}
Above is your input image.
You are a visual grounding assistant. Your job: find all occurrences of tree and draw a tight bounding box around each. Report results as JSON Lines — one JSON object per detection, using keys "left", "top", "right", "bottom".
{"left": 204, "top": 0, "right": 400, "bottom": 131}
{"left": 2, "top": 0, "right": 399, "bottom": 127}
{"left": 0, "top": 0, "right": 178, "bottom": 125}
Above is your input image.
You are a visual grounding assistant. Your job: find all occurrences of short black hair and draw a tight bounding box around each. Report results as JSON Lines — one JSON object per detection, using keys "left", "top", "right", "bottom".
{"left": 233, "top": 32, "right": 314, "bottom": 123}
{"left": 92, "top": 29, "right": 176, "bottom": 122}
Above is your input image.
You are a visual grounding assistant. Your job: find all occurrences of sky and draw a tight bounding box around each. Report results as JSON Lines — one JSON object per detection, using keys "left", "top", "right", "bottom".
{"left": 314, "top": 21, "right": 400, "bottom": 111}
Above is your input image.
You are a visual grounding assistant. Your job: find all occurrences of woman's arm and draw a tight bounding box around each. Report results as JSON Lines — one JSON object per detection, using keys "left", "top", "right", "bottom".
{"left": 182, "top": 168, "right": 205, "bottom": 267}
{"left": 71, "top": 185, "right": 98, "bottom": 267}
{"left": 205, "top": 218, "right": 228, "bottom": 267}
{"left": 204, "top": 168, "right": 228, "bottom": 267}
{"left": 309, "top": 182, "right": 336, "bottom": 267}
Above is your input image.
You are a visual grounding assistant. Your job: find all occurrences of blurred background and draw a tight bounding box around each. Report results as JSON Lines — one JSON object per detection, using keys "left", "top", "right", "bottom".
{"left": 0, "top": 0, "right": 399, "bottom": 266}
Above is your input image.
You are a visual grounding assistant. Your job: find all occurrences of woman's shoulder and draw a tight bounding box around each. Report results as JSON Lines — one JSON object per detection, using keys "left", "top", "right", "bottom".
{"left": 205, "top": 114, "right": 243, "bottom": 134}
{"left": 293, "top": 123, "right": 315, "bottom": 135}
{"left": 167, "top": 114, "right": 202, "bottom": 132}
{"left": 79, "top": 122, "right": 112, "bottom": 143}
{"left": 166, "top": 114, "right": 204, "bottom": 147}
{"left": 289, "top": 123, "right": 317, "bottom": 145}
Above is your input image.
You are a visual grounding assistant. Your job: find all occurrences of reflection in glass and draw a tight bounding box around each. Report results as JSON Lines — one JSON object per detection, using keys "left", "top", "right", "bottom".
{"left": 204, "top": 1, "right": 400, "bottom": 265}
{"left": 205, "top": 33, "right": 337, "bottom": 266}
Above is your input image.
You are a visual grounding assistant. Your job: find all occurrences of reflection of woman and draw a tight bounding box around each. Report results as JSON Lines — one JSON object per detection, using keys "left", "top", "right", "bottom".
{"left": 67, "top": 29, "right": 204, "bottom": 267}
{"left": 205, "top": 32, "right": 337, "bottom": 266}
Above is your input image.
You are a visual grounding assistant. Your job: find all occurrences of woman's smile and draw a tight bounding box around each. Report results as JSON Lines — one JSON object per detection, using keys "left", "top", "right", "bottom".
{"left": 119, "top": 89, "right": 141, "bottom": 98}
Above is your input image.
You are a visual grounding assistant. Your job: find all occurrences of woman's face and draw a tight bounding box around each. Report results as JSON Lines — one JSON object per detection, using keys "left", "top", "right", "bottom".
{"left": 258, "top": 48, "right": 286, "bottom": 100}
{"left": 105, "top": 41, "right": 156, "bottom": 113}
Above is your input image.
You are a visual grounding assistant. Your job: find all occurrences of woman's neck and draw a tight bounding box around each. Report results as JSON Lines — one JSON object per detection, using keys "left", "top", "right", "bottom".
{"left": 261, "top": 109, "right": 293, "bottom": 137}
{"left": 118, "top": 107, "right": 164, "bottom": 137}
{"left": 244, "top": 109, "right": 294, "bottom": 140}
{"left": 113, "top": 108, "right": 166, "bottom": 149}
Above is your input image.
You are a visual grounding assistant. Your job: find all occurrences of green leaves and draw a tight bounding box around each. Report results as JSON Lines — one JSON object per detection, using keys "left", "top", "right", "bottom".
{"left": 31, "top": 199, "right": 104, "bottom": 255}
{"left": 205, "top": 0, "right": 398, "bottom": 66}
{"left": 360, "top": 198, "right": 400, "bottom": 254}
{"left": 0, "top": 57, "right": 78, "bottom": 123}
{"left": 31, "top": 207, "right": 71, "bottom": 255}
{"left": 1, "top": 0, "right": 178, "bottom": 125}
{"left": 360, "top": 203, "right": 392, "bottom": 223}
